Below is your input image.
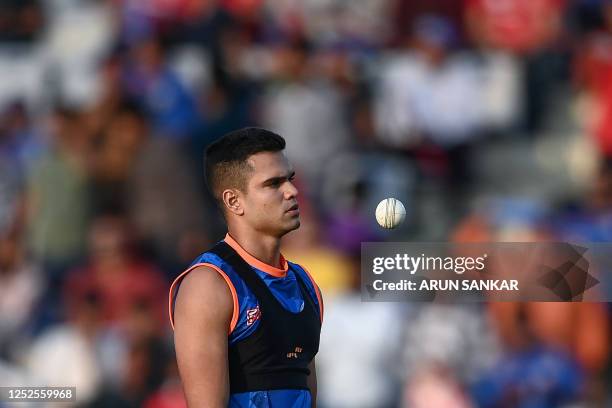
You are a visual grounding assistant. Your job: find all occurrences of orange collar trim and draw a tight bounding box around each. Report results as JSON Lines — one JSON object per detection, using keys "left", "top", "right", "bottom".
{"left": 224, "top": 233, "right": 288, "bottom": 277}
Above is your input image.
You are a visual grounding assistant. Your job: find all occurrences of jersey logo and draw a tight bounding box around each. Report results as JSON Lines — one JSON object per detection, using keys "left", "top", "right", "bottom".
{"left": 246, "top": 305, "right": 261, "bottom": 326}
{"left": 287, "top": 346, "right": 303, "bottom": 359}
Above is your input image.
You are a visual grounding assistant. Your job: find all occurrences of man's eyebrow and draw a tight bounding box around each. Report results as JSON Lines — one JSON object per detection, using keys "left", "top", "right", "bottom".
{"left": 261, "top": 170, "right": 295, "bottom": 185}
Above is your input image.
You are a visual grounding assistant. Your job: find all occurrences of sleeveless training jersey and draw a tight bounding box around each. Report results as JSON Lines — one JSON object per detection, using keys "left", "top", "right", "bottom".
{"left": 169, "top": 234, "right": 323, "bottom": 407}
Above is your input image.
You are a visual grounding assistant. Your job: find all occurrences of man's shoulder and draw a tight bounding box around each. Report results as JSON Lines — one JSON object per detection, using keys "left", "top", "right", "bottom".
{"left": 172, "top": 264, "right": 235, "bottom": 323}
{"left": 180, "top": 264, "right": 229, "bottom": 287}
{"left": 174, "top": 265, "right": 234, "bottom": 314}
{"left": 171, "top": 243, "right": 237, "bottom": 311}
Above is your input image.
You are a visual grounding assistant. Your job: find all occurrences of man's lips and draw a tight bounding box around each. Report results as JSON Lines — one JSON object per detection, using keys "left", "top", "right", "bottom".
{"left": 286, "top": 204, "right": 299, "bottom": 213}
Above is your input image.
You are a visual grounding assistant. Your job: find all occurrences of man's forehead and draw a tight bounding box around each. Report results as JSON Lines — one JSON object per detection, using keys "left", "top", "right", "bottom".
{"left": 247, "top": 151, "right": 293, "bottom": 177}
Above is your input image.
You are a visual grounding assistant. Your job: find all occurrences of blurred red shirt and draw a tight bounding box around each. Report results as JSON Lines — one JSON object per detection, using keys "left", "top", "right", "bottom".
{"left": 576, "top": 31, "right": 612, "bottom": 156}
{"left": 65, "top": 260, "right": 167, "bottom": 328}
{"left": 465, "top": 0, "right": 565, "bottom": 53}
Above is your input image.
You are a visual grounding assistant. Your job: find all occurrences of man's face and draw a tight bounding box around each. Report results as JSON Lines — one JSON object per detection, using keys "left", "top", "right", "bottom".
{"left": 241, "top": 151, "right": 300, "bottom": 237}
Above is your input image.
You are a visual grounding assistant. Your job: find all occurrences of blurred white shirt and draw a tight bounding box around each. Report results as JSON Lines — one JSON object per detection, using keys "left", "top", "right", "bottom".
{"left": 316, "top": 294, "right": 403, "bottom": 408}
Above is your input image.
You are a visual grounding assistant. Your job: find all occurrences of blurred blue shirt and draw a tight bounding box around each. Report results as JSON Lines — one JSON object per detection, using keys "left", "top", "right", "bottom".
{"left": 471, "top": 345, "right": 584, "bottom": 408}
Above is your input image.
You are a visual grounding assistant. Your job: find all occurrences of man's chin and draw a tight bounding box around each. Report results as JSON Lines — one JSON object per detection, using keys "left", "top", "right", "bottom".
{"left": 282, "top": 219, "right": 301, "bottom": 235}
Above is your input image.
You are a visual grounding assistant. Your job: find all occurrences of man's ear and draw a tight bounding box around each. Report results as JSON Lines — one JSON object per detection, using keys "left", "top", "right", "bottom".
{"left": 222, "top": 189, "right": 244, "bottom": 216}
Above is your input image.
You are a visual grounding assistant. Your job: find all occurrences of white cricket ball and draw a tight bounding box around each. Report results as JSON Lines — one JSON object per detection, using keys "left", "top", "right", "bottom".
{"left": 375, "top": 198, "right": 406, "bottom": 229}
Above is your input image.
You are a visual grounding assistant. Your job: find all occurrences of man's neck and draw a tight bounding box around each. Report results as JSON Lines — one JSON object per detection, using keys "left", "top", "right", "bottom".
{"left": 227, "top": 229, "right": 282, "bottom": 268}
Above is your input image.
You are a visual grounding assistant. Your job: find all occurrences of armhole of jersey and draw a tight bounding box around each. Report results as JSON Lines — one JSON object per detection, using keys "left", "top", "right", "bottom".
{"left": 168, "top": 262, "right": 239, "bottom": 335}
{"left": 300, "top": 266, "right": 324, "bottom": 324}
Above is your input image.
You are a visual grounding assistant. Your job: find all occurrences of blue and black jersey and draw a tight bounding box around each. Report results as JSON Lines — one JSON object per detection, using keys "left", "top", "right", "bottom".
{"left": 169, "top": 234, "right": 323, "bottom": 407}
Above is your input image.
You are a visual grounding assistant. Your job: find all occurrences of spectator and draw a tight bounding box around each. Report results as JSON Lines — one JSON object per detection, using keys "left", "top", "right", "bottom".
{"left": 465, "top": 0, "right": 568, "bottom": 133}
{"left": 262, "top": 38, "right": 351, "bottom": 188}
{"left": 0, "top": 233, "right": 44, "bottom": 361}
{"left": 0, "top": 109, "right": 27, "bottom": 239}
{"left": 574, "top": 2, "right": 612, "bottom": 157}
{"left": 122, "top": 37, "right": 200, "bottom": 140}
{"left": 142, "top": 355, "right": 187, "bottom": 408}
{"left": 26, "top": 107, "right": 92, "bottom": 275}
{"left": 266, "top": 0, "right": 394, "bottom": 48}
{"left": 126, "top": 128, "right": 210, "bottom": 270}
{"left": 465, "top": 0, "right": 564, "bottom": 54}
{"left": 26, "top": 290, "right": 104, "bottom": 405}
{"left": 89, "top": 336, "right": 168, "bottom": 408}
{"left": 90, "top": 101, "right": 148, "bottom": 214}
{"left": 64, "top": 215, "right": 167, "bottom": 329}
{"left": 472, "top": 305, "right": 585, "bottom": 407}
{"left": 397, "top": 284, "right": 496, "bottom": 405}
{"left": 0, "top": 0, "right": 44, "bottom": 43}
{"left": 375, "top": 15, "right": 484, "bottom": 150}
{"left": 316, "top": 293, "right": 404, "bottom": 408}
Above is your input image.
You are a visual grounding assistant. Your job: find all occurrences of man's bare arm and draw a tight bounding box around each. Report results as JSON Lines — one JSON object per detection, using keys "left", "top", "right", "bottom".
{"left": 173, "top": 266, "right": 234, "bottom": 407}
{"left": 307, "top": 359, "right": 317, "bottom": 408}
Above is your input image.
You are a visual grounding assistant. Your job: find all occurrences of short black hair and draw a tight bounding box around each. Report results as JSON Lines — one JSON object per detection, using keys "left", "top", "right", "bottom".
{"left": 205, "top": 127, "right": 286, "bottom": 202}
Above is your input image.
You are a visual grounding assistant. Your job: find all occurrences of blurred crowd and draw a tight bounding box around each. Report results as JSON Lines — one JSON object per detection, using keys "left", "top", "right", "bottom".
{"left": 0, "top": 0, "right": 612, "bottom": 407}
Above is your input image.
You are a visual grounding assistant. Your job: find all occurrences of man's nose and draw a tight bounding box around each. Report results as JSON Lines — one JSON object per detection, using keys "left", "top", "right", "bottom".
{"left": 284, "top": 181, "right": 299, "bottom": 199}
